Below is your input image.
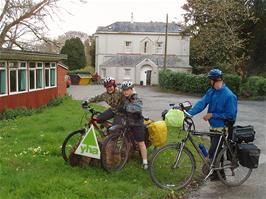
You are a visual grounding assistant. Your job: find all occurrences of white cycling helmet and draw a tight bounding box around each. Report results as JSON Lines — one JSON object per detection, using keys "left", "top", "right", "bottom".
{"left": 121, "top": 80, "right": 134, "bottom": 90}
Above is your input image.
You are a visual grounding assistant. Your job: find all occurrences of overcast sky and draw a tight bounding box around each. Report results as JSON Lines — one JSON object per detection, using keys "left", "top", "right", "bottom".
{"left": 47, "top": 0, "right": 187, "bottom": 38}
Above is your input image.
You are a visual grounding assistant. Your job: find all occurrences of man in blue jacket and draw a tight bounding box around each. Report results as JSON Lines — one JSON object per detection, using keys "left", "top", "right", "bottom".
{"left": 186, "top": 69, "right": 237, "bottom": 180}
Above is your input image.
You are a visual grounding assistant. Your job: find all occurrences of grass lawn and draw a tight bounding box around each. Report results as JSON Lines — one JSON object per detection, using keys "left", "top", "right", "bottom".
{"left": 0, "top": 98, "right": 205, "bottom": 199}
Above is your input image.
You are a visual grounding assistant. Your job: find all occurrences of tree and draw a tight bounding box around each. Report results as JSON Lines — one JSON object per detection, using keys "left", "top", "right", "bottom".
{"left": 246, "top": 0, "right": 266, "bottom": 75}
{"left": 0, "top": 0, "right": 87, "bottom": 49}
{"left": 60, "top": 37, "right": 86, "bottom": 70}
{"left": 182, "top": 0, "right": 256, "bottom": 76}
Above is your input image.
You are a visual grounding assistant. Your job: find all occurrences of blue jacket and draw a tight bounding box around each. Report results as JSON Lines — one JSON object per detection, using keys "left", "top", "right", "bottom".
{"left": 187, "top": 84, "right": 237, "bottom": 128}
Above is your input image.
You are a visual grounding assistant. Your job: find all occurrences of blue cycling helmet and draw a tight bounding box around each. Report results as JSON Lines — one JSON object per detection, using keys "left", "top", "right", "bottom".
{"left": 208, "top": 69, "right": 223, "bottom": 80}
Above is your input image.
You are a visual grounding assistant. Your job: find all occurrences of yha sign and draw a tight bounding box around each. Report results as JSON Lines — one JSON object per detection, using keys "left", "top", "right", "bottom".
{"left": 75, "top": 126, "right": 101, "bottom": 159}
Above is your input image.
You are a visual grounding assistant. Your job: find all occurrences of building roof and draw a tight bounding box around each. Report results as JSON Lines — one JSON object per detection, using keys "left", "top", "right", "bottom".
{"left": 96, "top": 22, "right": 182, "bottom": 33}
{"left": 0, "top": 48, "right": 67, "bottom": 61}
{"left": 100, "top": 54, "right": 191, "bottom": 68}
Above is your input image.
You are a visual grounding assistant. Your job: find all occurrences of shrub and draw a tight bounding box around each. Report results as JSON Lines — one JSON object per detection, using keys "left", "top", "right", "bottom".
{"left": 159, "top": 70, "right": 241, "bottom": 96}
{"left": 0, "top": 96, "right": 69, "bottom": 120}
{"left": 241, "top": 76, "right": 266, "bottom": 97}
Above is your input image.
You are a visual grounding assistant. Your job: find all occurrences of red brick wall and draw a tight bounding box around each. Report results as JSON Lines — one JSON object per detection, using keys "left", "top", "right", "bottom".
{"left": 57, "top": 64, "right": 68, "bottom": 97}
{"left": 0, "top": 88, "right": 57, "bottom": 112}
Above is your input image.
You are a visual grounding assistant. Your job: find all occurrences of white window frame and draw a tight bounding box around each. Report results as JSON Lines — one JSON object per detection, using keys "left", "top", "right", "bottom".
{"left": 125, "top": 41, "right": 132, "bottom": 53}
{"left": 36, "top": 62, "right": 44, "bottom": 90}
{"left": 156, "top": 42, "right": 163, "bottom": 54}
{"left": 29, "top": 62, "right": 36, "bottom": 91}
{"left": 44, "top": 62, "right": 57, "bottom": 89}
{"left": 101, "top": 68, "right": 106, "bottom": 78}
{"left": 124, "top": 68, "right": 131, "bottom": 76}
{"left": 0, "top": 61, "right": 7, "bottom": 97}
{"left": 9, "top": 61, "right": 28, "bottom": 95}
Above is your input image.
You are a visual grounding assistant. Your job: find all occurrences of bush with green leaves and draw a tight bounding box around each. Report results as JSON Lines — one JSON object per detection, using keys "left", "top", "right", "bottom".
{"left": 159, "top": 70, "right": 241, "bottom": 95}
{"left": 0, "top": 96, "right": 69, "bottom": 120}
{"left": 241, "top": 76, "right": 266, "bottom": 97}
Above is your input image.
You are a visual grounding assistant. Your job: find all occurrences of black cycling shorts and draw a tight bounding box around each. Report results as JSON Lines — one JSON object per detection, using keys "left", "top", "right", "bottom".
{"left": 129, "top": 125, "right": 145, "bottom": 142}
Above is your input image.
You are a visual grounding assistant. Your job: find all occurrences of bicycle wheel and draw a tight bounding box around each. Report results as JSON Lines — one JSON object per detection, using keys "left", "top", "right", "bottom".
{"left": 61, "top": 129, "right": 85, "bottom": 162}
{"left": 101, "top": 133, "right": 129, "bottom": 172}
{"left": 183, "top": 117, "right": 195, "bottom": 131}
{"left": 215, "top": 147, "right": 252, "bottom": 186}
{"left": 149, "top": 144, "right": 196, "bottom": 190}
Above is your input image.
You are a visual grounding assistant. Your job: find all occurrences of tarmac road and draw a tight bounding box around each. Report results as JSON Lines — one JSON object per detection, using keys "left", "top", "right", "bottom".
{"left": 68, "top": 85, "right": 266, "bottom": 199}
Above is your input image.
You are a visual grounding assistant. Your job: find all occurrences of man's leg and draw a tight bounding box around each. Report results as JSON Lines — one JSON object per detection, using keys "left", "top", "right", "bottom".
{"left": 209, "top": 134, "right": 221, "bottom": 181}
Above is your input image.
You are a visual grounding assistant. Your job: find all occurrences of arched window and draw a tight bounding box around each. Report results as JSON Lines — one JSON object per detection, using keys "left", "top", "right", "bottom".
{"left": 144, "top": 41, "right": 148, "bottom": 53}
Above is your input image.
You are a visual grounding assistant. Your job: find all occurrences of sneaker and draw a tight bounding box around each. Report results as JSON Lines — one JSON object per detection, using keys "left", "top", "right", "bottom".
{"left": 143, "top": 163, "right": 149, "bottom": 170}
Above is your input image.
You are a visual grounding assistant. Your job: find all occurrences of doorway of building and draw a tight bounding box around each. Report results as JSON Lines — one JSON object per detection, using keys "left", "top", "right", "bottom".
{"left": 146, "top": 70, "right": 152, "bottom": 85}
{"left": 140, "top": 65, "right": 152, "bottom": 86}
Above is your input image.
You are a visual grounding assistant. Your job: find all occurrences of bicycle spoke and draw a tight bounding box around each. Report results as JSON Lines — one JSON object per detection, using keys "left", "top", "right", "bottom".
{"left": 150, "top": 145, "right": 195, "bottom": 190}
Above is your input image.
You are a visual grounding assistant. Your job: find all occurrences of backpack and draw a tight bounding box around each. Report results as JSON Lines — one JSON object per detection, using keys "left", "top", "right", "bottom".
{"left": 165, "top": 109, "right": 184, "bottom": 128}
{"left": 148, "top": 121, "right": 168, "bottom": 147}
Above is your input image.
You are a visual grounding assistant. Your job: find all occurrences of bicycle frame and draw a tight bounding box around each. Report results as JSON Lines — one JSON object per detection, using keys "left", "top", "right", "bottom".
{"left": 173, "top": 128, "right": 234, "bottom": 180}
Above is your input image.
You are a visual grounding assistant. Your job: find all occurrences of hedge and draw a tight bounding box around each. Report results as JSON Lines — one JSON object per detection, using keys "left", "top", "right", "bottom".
{"left": 240, "top": 76, "right": 266, "bottom": 97}
{"left": 158, "top": 70, "right": 253, "bottom": 97}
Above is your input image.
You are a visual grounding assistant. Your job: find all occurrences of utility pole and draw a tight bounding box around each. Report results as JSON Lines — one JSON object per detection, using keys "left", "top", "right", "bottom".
{"left": 163, "top": 14, "right": 168, "bottom": 70}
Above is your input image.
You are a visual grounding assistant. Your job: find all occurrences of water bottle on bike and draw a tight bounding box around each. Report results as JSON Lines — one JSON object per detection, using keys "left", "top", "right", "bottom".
{"left": 199, "top": 143, "right": 208, "bottom": 157}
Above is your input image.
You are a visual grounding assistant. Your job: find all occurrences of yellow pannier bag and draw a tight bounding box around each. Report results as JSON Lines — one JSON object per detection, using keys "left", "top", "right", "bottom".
{"left": 148, "top": 121, "right": 168, "bottom": 147}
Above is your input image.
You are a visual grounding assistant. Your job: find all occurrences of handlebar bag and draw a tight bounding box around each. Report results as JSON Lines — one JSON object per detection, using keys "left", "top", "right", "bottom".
{"left": 165, "top": 109, "right": 184, "bottom": 128}
{"left": 232, "top": 125, "right": 255, "bottom": 143}
{"left": 148, "top": 121, "right": 167, "bottom": 147}
{"left": 237, "top": 143, "right": 260, "bottom": 168}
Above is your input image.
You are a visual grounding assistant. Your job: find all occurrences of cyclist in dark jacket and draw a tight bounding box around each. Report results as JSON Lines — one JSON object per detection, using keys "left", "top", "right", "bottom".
{"left": 186, "top": 69, "right": 237, "bottom": 180}
{"left": 119, "top": 81, "right": 148, "bottom": 170}
{"left": 82, "top": 77, "right": 123, "bottom": 124}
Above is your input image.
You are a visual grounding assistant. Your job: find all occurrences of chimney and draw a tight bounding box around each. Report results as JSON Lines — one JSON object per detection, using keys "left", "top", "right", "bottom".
{"left": 131, "top": 12, "right": 134, "bottom": 23}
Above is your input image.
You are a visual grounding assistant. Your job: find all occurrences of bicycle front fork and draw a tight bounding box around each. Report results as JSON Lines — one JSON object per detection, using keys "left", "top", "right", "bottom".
{"left": 172, "top": 142, "right": 185, "bottom": 169}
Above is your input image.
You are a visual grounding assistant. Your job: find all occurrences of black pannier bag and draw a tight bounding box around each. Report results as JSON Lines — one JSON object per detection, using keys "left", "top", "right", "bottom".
{"left": 232, "top": 125, "right": 255, "bottom": 143}
{"left": 237, "top": 143, "right": 260, "bottom": 168}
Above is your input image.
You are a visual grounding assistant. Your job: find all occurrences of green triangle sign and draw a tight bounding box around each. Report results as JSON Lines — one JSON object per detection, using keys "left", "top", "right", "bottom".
{"left": 74, "top": 125, "right": 101, "bottom": 159}
{"left": 82, "top": 128, "right": 97, "bottom": 146}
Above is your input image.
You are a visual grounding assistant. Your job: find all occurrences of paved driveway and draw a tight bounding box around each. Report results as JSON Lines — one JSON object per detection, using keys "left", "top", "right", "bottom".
{"left": 68, "top": 85, "right": 266, "bottom": 199}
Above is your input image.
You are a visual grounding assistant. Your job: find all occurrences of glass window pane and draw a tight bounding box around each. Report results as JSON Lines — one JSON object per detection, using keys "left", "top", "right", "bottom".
{"left": 37, "top": 62, "right": 43, "bottom": 68}
{"left": 10, "top": 70, "right": 17, "bottom": 92}
{"left": 50, "top": 69, "right": 55, "bottom": 86}
{"left": 29, "top": 62, "right": 35, "bottom": 68}
{"left": 9, "top": 62, "right": 18, "bottom": 68}
{"left": 30, "top": 70, "right": 35, "bottom": 89}
{"left": 20, "top": 62, "right": 26, "bottom": 68}
{"left": 45, "top": 63, "right": 50, "bottom": 68}
{"left": 36, "top": 69, "right": 43, "bottom": 88}
{"left": 18, "top": 69, "right": 26, "bottom": 91}
{"left": 45, "top": 69, "right": 49, "bottom": 87}
{"left": 0, "top": 70, "right": 6, "bottom": 94}
{"left": 51, "top": 63, "right": 56, "bottom": 68}
{"left": 0, "top": 62, "right": 6, "bottom": 68}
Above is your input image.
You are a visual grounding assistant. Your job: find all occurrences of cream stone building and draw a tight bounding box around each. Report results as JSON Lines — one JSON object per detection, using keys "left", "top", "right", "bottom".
{"left": 95, "top": 21, "right": 192, "bottom": 85}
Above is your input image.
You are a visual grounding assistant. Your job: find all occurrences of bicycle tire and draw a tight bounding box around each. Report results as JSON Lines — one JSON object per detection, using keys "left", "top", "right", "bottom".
{"left": 149, "top": 144, "right": 196, "bottom": 190}
{"left": 101, "top": 133, "right": 129, "bottom": 172}
{"left": 215, "top": 147, "right": 252, "bottom": 186}
{"left": 61, "top": 129, "right": 85, "bottom": 162}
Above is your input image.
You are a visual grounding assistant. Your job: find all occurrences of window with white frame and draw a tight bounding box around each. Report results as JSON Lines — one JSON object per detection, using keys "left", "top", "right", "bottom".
{"left": 44, "top": 62, "right": 56, "bottom": 88}
{"left": 29, "top": 62, "right": 36, "bottom": 90}
{"left": 144, "top": 41, "right": 148, "bottom": 53}
{"left": 101, "top": 68, "right": 106, "bottom": 78}
{"left": 125, "top": 41, "right": 132, "bottom": 53}
{"left": 9, "top": 61, "right": 27, "bottom": 94}
{"left": 36, "top": 62, "right": 43, "bottom": 89}
{"left": 124, "top": 68, "right": 131, "bottom": 76}
{"left": 156, "top": 42, "right": 163, "bottom": 54}
{"left": 0, "top": 61, "right": 7, "bottom": 95}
